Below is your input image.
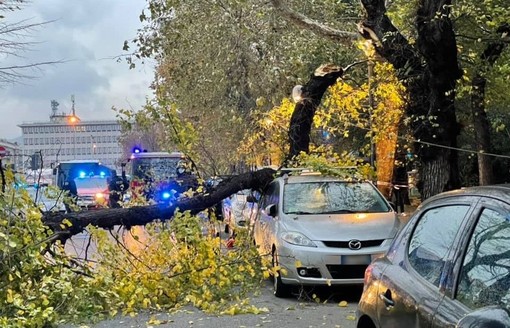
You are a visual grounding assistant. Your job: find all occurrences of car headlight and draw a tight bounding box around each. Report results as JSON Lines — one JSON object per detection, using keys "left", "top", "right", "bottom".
{"left": 280, "top": 231, "right": 317, "bottom": 247}
{"left": 95, "top": 192, "right": 105, "bottom": 199}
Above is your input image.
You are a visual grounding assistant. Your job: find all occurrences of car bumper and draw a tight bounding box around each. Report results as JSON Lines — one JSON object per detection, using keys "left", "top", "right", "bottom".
{"left": 276, "top": 241, "right": 390, "bottom": 285}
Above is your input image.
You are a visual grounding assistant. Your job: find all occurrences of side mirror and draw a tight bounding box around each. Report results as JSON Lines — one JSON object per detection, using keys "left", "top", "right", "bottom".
{"left": 265, "top": 204, "right": 277, "bottom": 217}
{"left": 456, "top": 306, "right": 510, "bottom": 328}
{"left": 246, "top": 195, "right": 257, "bottom": 203}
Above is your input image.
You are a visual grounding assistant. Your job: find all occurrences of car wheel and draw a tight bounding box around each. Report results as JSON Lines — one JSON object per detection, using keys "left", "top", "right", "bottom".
{"left": 272, "top": 250, "right": 292, "bottom": 298}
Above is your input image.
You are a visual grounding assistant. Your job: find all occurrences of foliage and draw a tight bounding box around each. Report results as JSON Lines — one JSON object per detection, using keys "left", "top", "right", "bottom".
{"left": 124, "top": 0, "right": 360, "bottom": 176}
{"left": 89, "top": 212, "right": 264, "bottom": 316}
{"left": 0, "top": 167, "right": 266, "bottom": 327}
{"left": 239, "top": 57, "right": 405, "bottom": 188}
{"left": 0, "top": 170, "right": 106, "bottom": 327}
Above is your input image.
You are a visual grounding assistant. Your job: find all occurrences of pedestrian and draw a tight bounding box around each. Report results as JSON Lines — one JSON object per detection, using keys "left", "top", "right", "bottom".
{"left": 108, "top": 169, "right": 129, "bottom": 208}
{"left": 62, "top": 173, "right": 78, "bottom": 212}
{"left": 392, "top": 158, "right": 409, "bottom": 213}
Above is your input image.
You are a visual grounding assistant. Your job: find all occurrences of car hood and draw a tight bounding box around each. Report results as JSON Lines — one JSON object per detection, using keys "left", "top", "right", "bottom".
{"left": 281, "top": 212, "right": 399, "bottom": 241}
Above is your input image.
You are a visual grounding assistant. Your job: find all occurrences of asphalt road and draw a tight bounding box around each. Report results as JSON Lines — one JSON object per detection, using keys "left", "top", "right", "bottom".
{"left": 61, "top": 279, "right": 362, "bottom": 328}
{"left": 59, "top": 210, "right": 418, "bottom": 328}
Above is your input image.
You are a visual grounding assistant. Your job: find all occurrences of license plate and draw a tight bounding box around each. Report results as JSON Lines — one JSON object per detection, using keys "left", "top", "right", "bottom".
{"left": 341, "top": 255, "right": 371, "bottom": 265}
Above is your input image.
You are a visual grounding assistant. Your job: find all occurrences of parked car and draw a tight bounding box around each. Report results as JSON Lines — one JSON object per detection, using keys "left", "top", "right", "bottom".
{"left": 26, "top": 184, "right": 66, "bottom": 212}
{"left": 222, "top": 189, "right": 259, "bottom": 234}
{"left": 356, "top": 185, "right": 510, "bottom": 328}
{"left": 74, "top": 175, "right": 109, "bottom": 209}
{"left": 253, "top": 172, "right": 399, "bottom": 297}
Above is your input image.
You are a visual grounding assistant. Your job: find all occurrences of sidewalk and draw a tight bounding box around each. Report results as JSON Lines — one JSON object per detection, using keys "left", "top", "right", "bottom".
{"left": 397, "top": 202, "right": 420, "bottom": 226}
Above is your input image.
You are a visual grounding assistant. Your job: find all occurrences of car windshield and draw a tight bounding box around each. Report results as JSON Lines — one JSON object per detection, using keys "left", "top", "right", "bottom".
{"left": 283, "top": 181, "right": 390, "bottom": 214}
{"left": 132, "top": 158, "right": 182, "bottom": 180}
{"left": 75, "top": 177, "right": 108, "bottom": 190}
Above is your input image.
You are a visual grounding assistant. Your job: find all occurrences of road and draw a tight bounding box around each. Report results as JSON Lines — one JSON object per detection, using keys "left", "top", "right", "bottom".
{"left": 61, "top": 279, "right": 362, "bottom": 328}
{"left": 60, "top": 210, "right": 417, "bottom": 328}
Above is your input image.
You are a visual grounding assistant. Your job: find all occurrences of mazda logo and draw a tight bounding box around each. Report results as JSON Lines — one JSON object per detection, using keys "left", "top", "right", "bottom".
{"left": 348, "top": 239, "right": 362, "bottom": 250}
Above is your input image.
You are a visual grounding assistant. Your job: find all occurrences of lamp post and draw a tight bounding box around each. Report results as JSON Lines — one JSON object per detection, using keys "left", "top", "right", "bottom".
{"left": 68, "top": 115, "right": 79, "bottom": 159}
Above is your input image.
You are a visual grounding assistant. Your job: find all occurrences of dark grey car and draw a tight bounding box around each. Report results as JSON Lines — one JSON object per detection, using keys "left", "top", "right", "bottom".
{"left": 356, "top": 185, "right": 510, "bottom": 327}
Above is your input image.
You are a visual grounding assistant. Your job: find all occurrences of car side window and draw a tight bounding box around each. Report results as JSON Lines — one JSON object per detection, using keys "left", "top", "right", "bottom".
{"left": 260, "top": 182, "right": 279, "bottom": 211}
{"left": 456, "top": 208, "right": 510, "bottom": 311}
{"left": 408, "top": 205, "right": 469, "bottom": 287}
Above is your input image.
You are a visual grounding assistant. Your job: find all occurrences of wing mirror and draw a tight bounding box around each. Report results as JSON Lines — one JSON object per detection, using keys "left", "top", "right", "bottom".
{"left": 456, "top": 306, "right": 510, "bottom": 328}
{"left": 265, "top": 204, "right": 277, "bottom": 217}
{"left": 246, "top": 195, "right": 257, "bottom": 203}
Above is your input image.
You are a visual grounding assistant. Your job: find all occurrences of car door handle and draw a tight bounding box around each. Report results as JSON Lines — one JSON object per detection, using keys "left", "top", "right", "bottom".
{"left": 379, "top": 293, "right": 395, "bottom": 309}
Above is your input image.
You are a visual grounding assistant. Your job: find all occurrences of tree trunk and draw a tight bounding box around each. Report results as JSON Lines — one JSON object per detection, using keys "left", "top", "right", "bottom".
{"left": 287, "top": 64, "right": 344, "bottom": 159}
{"left": 359, "top": 0, "right": 462, "bottom": 199}
{"left": 471, "top": 24, "right": 509, "bottom": 185}
{"left": 42, "top": 168, "right": 276, "bottom": 242}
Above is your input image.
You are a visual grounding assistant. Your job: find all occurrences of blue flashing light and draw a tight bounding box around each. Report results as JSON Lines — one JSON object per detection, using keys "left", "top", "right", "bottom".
{"left": 99, "top": 171, "right": 106, "bottom": 177}
{"left": 78, "top": 171, "right": 86, "bottom": 178}
{"left": 133, "top": 147, "right": 142, "bottom": 154}
{"left": 162, "top": 192, "right": 171, "bottom": 199}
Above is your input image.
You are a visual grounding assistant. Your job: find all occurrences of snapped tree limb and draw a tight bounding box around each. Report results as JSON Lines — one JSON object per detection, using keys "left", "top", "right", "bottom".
{"left": 42, "top": 168, "right": 277, "bottom": 242}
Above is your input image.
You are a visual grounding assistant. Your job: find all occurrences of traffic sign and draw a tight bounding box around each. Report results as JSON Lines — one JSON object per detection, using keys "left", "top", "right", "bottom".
{"left": 0, "top": 146, "right": 6, "bottom": 157}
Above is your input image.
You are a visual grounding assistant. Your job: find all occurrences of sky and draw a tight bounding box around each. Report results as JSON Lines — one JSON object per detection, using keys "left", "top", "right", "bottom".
{"left": 0, "top": 0, "right": 154, "bottom": 140}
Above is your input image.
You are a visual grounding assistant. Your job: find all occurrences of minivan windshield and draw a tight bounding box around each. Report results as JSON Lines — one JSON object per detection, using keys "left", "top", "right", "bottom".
{"left": 283, "top": 181, "right": 390, "bottom": 214}
{"left": 75, "top": 177, "right": 108, "bottom": 190}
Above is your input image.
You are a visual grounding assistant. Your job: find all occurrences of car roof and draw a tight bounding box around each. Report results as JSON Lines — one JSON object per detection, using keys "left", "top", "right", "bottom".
{"left": 422, "top": 184, "right": 510, "bottom": 205}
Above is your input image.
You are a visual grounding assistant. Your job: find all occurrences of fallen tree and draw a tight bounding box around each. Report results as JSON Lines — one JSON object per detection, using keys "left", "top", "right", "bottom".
{"left": 36, "top": 64, "right": 347, "bottom": 241}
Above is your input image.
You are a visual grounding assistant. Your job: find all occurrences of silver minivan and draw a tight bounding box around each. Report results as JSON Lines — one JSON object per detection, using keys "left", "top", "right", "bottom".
{"left": 253, "top": 172, "right": 400, "bottom": 297}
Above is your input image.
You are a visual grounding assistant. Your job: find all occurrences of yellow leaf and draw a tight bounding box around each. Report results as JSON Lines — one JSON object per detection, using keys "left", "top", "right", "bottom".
{"left": 6, "top": 289, "right": 13, "bottom": 303}
{"left": 148, "top": 316, "right": 162, "bottom": 325}
{"left": 339, "top": 301, "right": 348, "bottom": 307}
{"left": 347, "top": 315, "right": 356, "bottom": 320}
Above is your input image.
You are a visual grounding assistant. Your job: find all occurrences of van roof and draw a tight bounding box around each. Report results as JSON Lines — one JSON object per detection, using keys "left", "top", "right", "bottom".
{"left": 130, "top": 151, "right": 184, "bottom": 159}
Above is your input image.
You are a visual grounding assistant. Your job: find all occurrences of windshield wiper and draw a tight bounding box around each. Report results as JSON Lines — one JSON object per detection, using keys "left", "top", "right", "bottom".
{"left": 321, "top": 209, "right": 357, "bottom": 214}
{"left": 286, "top": 211, "right": 314, "bottom": 215}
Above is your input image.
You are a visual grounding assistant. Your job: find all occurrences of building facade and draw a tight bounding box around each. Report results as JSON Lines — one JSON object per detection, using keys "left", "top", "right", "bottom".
{"left": 0, "top": 139, "right": 23, "bottom": 171}
{"left": 18, "top": 112, "right": 124, "bottom": 171}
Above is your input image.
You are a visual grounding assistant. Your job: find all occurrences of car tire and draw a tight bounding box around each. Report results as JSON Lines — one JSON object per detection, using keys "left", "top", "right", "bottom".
{"left": 272, "top": 250, "right": 292, "bottom": 298}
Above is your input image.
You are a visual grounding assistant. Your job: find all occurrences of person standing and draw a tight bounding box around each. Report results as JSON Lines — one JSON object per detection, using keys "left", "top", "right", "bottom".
{"left": 392, "top": 159, "right": 409, "bottom": 213}
{"left": 62, "top": 174, "right": 78, "bottom": 212}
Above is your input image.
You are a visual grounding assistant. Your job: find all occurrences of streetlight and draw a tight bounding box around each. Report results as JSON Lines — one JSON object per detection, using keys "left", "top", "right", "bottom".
{"left": 67, "top": 115, "right": 80, "bottom": 159}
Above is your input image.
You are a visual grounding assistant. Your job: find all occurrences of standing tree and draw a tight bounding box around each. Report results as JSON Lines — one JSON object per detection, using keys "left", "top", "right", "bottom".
{"left": 0, "top": 0, "right": 62, "bottom": 86}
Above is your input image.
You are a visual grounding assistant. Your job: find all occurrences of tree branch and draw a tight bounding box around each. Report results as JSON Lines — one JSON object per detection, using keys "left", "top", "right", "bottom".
{"left": 269, "top": 0, "right": 358, "bottom": 45}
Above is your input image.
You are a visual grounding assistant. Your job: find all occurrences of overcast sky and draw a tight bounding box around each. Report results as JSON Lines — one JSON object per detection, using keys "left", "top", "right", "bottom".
{"left": 0, "top": 0, "right": 154, "bottom": 140}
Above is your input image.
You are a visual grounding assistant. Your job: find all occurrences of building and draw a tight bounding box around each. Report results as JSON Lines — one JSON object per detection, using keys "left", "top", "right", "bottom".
{"left": 0, "top": 139, "right": 23, "bottom": 171}
{"left": 17, "top": 100, "right": 125, "bottom": 172}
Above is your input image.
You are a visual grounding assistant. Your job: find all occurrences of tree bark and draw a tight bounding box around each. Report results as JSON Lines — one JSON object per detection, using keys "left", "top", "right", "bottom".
{"left": 471, "top": 24, "right": 509, "bottom": 185}
{"left": 42, "top": 168, "right": 276, "bottom": 242}
{"left": 287, "top": 64, "right": 344, "bottom": 159}
{"left": 359, "top": 0, "right": 462, "bottom": 199}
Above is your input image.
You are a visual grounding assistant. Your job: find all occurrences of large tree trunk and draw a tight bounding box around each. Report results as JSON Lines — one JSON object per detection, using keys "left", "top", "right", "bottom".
{"left": 42, "top": 168, "right": 276, "bottom": 242}
{"left": 471, "top": 24, "right": 509, "bottom": 185}
{"left": 359, "top": 0, "right": 462, "bottom": 199}
{"left": 287, "top": 64, "right": 344, "bottom": 159}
